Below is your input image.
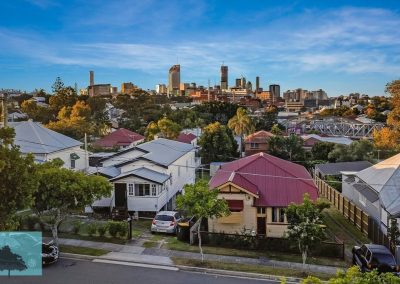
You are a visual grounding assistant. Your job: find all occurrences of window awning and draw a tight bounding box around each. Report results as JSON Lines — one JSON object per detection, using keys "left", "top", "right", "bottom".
{"left": 70, "top": 153, "right": 80, "bottom": 160}
{"left": 226, "top": 200, "right": 243, "bottom": 211}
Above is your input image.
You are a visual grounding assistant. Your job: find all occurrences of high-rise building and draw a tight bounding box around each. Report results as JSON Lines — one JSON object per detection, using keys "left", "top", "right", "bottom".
{"left": 269, "top": 84, "right": 281, "bottom": 102}
{"left": 255, "top": 76, "right": 260, "bottom": 93}
{"left": 246, "top": 81, "right": 252, "bottom": 92}
{"left": 168, "top": 65, "right": 180, "bottom": 96}
{"left": 235, "top": 78, "right": 241, "bottom": 88}
{"left": 240, "top": 77, "right": 246, "bottom": 89}
{"left": 156, "top": 84, "right": 167, "bottom": 95}
{"left": 220, "top": 65, "right": 228, "bottom": 90}
{"left": 121, "top": 82, "right": 138, "bottom": 95}
{"left": 89, "top": 71, "right": 94, "bottom": 96}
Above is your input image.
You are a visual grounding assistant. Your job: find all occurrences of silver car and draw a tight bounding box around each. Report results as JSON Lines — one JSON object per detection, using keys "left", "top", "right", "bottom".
{"left": 151, "top": 211, "right": 181, "bottom": 234}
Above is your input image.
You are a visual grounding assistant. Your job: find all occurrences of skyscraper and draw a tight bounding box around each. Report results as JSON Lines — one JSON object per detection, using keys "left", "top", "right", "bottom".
{"left": 220, "top": 65, "right": 228, "bottom": 90}
{"left": 269, "top": 84, "right": 280, "bottom": 102}
{"left": 168, "top": 65, "right": 180, "bottom": 96}
{"left": 255, "top": 76, "right": 260, "bottom": 93}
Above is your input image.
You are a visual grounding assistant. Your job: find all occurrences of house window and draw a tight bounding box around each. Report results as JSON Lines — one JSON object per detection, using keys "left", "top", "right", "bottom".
{"left": 250, "top": 143, "right": 259, "bottom": 149}
{"left": 271, "top": 208, "right": 285, "bottom": 223}
{"left": 257, "top": 207, "right": 266, "bottom": 214}
{"left": 359, "top": 192, "right": 367, "bottom": 206}
{"left": 128, "top": 184, "right": 134, "bottom": 196}
{"left": 135, "top": 184, "right": 150, "bottom": 196}
{"left": 70, "top": 159, "right": 76, "bottom": 169}
{"left": 151, "top": 184, "right": 157, "bottom": 196}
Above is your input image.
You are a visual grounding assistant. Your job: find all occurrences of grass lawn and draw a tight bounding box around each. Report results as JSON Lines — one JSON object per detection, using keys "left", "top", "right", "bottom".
{"left": 322, "top": 205, "right": 370, "bottom": 251}
{"left": 164, "top": 237, "right": 347, "bottom": 267}
{"left": 60, "top": 245, "right": 110, "bottom": 256}
{"left": 142, "top": 241, "right": 158, "bottom": 248}
{"left": 172, "top": 257, "right": 336, "bottom": 280}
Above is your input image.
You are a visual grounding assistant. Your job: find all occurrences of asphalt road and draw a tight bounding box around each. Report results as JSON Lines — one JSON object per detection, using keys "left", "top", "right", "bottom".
{"left": 1, "top": 258, "right": 280, "bottom": 284}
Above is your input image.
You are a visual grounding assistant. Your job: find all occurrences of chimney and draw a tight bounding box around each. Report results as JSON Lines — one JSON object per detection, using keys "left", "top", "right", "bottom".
{"left": 89, "top": 71, "right": 94, "bottom": 97}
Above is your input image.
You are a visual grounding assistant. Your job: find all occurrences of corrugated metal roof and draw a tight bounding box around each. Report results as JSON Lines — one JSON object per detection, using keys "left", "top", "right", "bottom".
{"left": 9, "top": 121, "right": 82, "bottom": 154}
{"left": 93, "top": 128, "right": 144, "bottom": 148}
{"left": 136, "top": 138, "right": 194, "bottom": 166}
{"left": 356, "top": 153, "right": 400, "bottom": 215}
{"left": 176, "top": 133, "right": 197, "bottom": 144}
{"left": 209, "top": 152, "right": 318, "bottom": 207}
{"left": 301, "top": 134, "right": 353, "bottom": 145}
{"left": 315, "top": 161, "right": 372, "bottom": 176}
{"left": 110, "top": 167, "right": 170, "bottom": 184}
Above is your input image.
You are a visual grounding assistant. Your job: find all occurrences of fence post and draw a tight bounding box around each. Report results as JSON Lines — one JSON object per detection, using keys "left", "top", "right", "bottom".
{"left": 342, "top": 196, "right": 345, "bottom": 214}
{"left": 354, "top": 206, "right": 357, "bottom": 225}
{"left": 360, "top": 210, "right": 363, "bottom": 232}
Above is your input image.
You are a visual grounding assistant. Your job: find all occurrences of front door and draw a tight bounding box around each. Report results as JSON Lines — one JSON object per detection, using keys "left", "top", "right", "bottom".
{"left": 114, "top": 183, "right": 127, "bottom": 208}
{"left": 257, "top": 217, "right": 266, "bottom": 235}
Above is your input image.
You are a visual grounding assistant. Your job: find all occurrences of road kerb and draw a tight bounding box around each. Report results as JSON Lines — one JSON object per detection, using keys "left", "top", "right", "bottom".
{"left": 177, "top": 265, "right": 302, "bottom": 283}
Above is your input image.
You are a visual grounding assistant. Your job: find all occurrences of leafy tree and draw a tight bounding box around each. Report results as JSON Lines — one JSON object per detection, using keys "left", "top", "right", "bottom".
{"left": 255, "top": 107, "right": 278, "bottom": 131}
{"left": 46, "top": 100, "right": 93, "bottom": 139}
{"left": 228, "top": 107, "right": 255, "bottom": 154}
{"left": 21, "top": 100, "right": 53, "bottom": 123}
{"left": 33, "top": 162, "right": 112, "bottom": 246}
{"left": 87, "top": 97, "right": 111, "bottom": 137}
{"left": 51, "top": 77, "right": 65, "bottom": 94}
{"left": 0, "top": 128, "right": 38, "bottom": 230}
{"left": 157, "top": 117, "right": 182, "bottom": 139}
{"left": 270, "top": 124, "right": 283, "bottom": 135}
{"left": 285, "top": 194, "right": 329, "bottom": 270}
{"left": 193, "top": 102, "right": 239, "bottom": 125}
{"left": 144, "top": 117, "right": 182, "bottom": 141}
{"left": 388, "top": 218, "right": 400, "bottom": 253}
{"left": 328, "top": 140, "right": 375, "bottom": 162}
{"left": 373, "top": 80, "right": 400, "bottom": 151}
{"left": 311, "top": 142, "right": 335, "bottom": 161}
{"left": 0, "top": 245, "right": 27, "bottom": 277}
{"left": 198, "top": 122, "right": 239, "bottom": 164}
{"left": 176, "top": 180, "right": 230, "bottom": 261}
{"left": 268, "top": 135, "right": 305, "bottom": 161}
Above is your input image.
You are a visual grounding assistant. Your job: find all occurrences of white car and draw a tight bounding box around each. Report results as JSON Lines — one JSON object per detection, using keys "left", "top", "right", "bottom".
{"left": 151, "top": 211, "right": 181, "bottom": 234}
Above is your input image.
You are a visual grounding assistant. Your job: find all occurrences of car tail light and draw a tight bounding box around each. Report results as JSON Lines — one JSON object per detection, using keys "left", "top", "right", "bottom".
{"left": 152, "top": 219, "right": 156, "bottom": 225}
{"left": 367, "top": 264, "right": 372, "bottom": 269}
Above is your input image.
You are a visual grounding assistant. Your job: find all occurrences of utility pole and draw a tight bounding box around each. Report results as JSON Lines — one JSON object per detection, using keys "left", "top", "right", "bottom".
{"left": 0, "top": 92, "right": 8, "bottom": 128}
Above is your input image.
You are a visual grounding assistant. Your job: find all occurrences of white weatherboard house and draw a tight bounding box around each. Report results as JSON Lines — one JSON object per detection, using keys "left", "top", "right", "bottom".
{"left": 342, "top": 153, "right": 400, "bottom": 233}
{"left": 9, "top": 120, "right": 87, "bottom": 171}
{"left": 90, "top": 138, "right": 197, "bottom": 217}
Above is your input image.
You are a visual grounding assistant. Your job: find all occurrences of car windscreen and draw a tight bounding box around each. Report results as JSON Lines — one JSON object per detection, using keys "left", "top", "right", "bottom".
{"left": 155, "top": 215, "right": 174, "bottom": 221}
{"left": 372, "top": 253, "right": 396, "bottom": 266}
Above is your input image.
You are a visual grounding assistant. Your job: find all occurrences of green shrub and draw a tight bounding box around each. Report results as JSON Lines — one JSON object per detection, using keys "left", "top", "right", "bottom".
{"left": 108, "top": 221, "right": 120, "bottom": 237}
{"left": 87, "top": 223, "right": 98, "bottom": 236}
{"left": 72, "top": 221, "right": 82, "bottom": 234}
{"left": 117, "top": 222, "right": 128, "bottom": 238}
{"left": 108, "top": 221, "right": 127, "bottom": 238}
{"left": 97, "top": 224, "right": 108, "bottom": 237}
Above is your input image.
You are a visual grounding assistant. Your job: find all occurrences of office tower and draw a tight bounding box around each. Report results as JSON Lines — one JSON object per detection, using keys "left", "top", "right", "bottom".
{"left": 220, "top": 65, "right": 228, "bottom": 90}
{"left": 269, "top": 84, "right": 280, "bottom": 102}
{"left": 89, "top": 71, "right": 94, "bottom": 96}
{"left": 168, "top": 65, "right": 180, "bottom": 95}
{"left": 255, "top": 76, "right": 260, "bottom": 93}
{"left": 235, "top": 78, "right": 241, "bottom": 88}
{"left": 246, "top": 81, "right": 252, "bottom": 92}
{"left": 240, "top": 77, "right": 246, "bottom": 89}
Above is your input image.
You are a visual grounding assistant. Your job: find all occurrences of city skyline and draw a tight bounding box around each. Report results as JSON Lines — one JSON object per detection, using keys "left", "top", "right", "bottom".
{"left": 1, "top": 0, "right": 399, "bottom": 96}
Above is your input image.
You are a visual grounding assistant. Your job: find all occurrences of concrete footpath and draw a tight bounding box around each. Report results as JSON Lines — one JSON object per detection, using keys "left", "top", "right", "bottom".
{"left": 55, "top": 238, "right": 342, "bottom": 275}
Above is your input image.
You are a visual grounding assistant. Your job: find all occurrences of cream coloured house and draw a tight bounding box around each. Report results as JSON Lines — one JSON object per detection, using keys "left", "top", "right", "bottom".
{"left": 208, "top": 152, "right": 318, "bottom": 237}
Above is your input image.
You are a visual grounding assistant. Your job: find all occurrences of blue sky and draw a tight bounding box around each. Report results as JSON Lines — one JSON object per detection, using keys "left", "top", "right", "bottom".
{"left": 0, "top": 0, "right": 399, "bottom": 96}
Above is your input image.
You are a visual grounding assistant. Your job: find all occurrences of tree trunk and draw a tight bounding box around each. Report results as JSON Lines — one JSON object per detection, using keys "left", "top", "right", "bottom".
{"left": 197, "top": 217, "right": 204, "bottom": 262}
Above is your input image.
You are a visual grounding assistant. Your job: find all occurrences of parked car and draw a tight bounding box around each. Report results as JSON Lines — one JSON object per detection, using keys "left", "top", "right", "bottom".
{"left": 352, "top": 244, "right": 399, "bottom": 273}
{"left": 42, "top": 241, "right": 59, "bottom": 266}
{"left": 151, "top": 211, "right": 182, "bottom": 234}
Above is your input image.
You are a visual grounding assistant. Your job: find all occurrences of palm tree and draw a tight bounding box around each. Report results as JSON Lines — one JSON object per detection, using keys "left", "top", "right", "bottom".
{"left": 228, "top": 107, "right": 254, "bottom": 156}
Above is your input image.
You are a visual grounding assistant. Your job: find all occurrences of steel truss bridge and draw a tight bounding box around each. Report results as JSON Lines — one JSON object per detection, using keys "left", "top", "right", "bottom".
{"left": 309, "top": 120, "right": 384, "bottom": 138}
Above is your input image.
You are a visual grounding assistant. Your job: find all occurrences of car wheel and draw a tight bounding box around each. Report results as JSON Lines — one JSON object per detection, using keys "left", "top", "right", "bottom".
{"left": 352, "top": 255, "right": 356, "bottom": 265}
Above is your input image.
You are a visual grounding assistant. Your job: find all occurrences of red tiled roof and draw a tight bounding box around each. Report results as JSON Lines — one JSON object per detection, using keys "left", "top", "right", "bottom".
{"left": 94, "top": 128, "right": 144, "bottom": 148}
{"left": 209, "top": 152, "right": 318, "bottom": 207}
{"left": 176, "top": 133, "right": 197, "bottom": 144}
{"left": 245, "top": 131, "right": 275, "bottom": 143}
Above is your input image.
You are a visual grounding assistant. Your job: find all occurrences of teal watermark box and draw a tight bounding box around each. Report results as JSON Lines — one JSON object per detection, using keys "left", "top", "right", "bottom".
{"left": 0, "top": 232, "right": 42, "bottom": 277}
